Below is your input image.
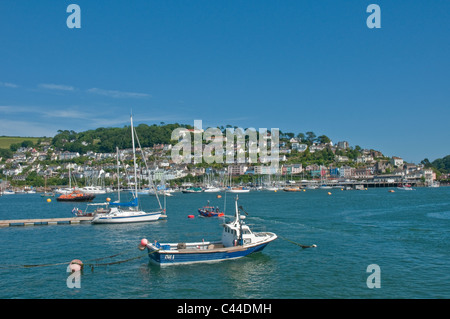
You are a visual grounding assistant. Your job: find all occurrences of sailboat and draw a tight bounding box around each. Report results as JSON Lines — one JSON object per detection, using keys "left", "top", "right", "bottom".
{"left": 41, "top": 175, "right": 55, "bottom": 197}
{"left": 91, "top": 115, "right": 163, "bottom": 224}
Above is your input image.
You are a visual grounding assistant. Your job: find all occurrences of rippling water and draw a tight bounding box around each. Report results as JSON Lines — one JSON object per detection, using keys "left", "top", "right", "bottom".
{"left": 1, "top": 187, "right": 449, "bottom": 299}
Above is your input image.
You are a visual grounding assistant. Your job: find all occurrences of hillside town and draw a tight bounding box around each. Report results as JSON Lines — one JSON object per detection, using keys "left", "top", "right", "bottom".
{"left": 0, "top": 134, "right": 444, "bottom": 193}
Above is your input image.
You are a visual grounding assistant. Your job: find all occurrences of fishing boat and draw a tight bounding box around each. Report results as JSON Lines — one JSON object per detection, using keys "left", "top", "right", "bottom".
{"left": 198, "top": 200, "right": 224, "bottom": 217}
{"left": 144, "top": 196, "right": 277, "bottom": 265}
{"left": 91, "top": 115, "right": 163, "bottom": 224}
{"left": 56, "top": 190, "right": 95, "bottom": 202}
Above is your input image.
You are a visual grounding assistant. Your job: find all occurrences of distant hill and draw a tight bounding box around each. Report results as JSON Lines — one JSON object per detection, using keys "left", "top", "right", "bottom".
{"left": 421, "top": 155, "right": 450, "bottom": 174}
{"left": 51, "top": 123, "right": 194, "bottom": 154}
{"left": 0, "top": 136, "right": 47, "bottom": 149}
{"left": 431, "top": 155, "right": 450, "bottom": 174}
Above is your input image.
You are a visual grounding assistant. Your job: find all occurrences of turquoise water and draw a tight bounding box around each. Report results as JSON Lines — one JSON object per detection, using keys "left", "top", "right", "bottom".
{"left": 0, "top": 187, "right": 449, "bottom": 299}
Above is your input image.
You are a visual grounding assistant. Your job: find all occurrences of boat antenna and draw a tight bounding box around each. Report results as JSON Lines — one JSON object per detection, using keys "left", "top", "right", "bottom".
{"left": 238, "top": 205, "right": 249, "bottom": 216}
{"left": 235, "top": 195, "right": 244, "bottom": 246}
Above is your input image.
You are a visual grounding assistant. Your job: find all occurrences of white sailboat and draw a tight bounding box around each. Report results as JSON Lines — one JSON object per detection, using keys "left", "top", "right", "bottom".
{"left": 91, "top": 115, "right": 163, "bottom": 224}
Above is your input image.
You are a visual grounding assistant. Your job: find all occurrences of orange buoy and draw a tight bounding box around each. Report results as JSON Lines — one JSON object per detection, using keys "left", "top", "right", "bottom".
{"left": 217, "top": 195, "right": 222, "bottom": 199}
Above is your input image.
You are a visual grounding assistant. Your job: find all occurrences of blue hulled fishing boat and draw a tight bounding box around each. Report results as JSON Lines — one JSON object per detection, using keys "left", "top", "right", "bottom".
{"left": 143, "top": 196, "right": 277, "bottom": 265}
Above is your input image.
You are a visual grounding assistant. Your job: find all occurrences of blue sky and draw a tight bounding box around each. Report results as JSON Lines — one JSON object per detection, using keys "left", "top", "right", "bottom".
{"left": 0, "top": 0, "right": 448, "bottom": 163}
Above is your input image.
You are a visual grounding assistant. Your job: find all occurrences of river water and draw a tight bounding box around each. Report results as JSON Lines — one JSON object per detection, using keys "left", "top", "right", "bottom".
{"left": 1, "top": 186, "right": 449, "bottom": 299}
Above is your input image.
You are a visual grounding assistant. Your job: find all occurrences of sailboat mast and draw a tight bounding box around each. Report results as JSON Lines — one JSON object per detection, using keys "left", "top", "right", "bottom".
{"left": 116, "top": 147, "right": 120, "bottom": 202}
{"left": 130, "top": 114, "right": 139, "bottom": 201}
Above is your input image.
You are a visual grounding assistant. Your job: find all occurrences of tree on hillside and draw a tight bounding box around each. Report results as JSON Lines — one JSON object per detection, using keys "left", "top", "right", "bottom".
{"left": 431, "top": 155, "right": 450, "bottom": 174}
{"left": 296, "top": 133, "right": 305, "bottom": 142}
{"left": 317, "top": 135, "right": 331, "bottom": 144}
{"left": 305, "top": 131, "right": 316, "bottom": 144}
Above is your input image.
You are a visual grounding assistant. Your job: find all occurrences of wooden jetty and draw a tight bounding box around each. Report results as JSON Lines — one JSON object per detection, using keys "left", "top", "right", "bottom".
{"left": 0, "top": 217, "right": 93, "bottom": 227}
{"left": 0, "top": 215, "right": 167, "bottom": 227}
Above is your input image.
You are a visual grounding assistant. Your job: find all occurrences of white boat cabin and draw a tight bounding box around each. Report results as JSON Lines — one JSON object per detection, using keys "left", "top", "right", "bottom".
{"left": 221, "top": 215, "right": 255, "bottom": 247}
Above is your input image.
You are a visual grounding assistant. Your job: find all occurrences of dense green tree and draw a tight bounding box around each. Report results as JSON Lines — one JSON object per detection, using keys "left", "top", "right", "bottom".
{"left": 431, "top": 155, "right": 450, "bottom": 173}
{"left": 305, "top": 131, "right": 316, "bottom": 144}
{"left": 317, "top": 135, "right": 331, "bottom": 144}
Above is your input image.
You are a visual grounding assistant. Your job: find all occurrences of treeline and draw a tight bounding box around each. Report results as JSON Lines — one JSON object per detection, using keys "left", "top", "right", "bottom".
{"left": 52, "top": 123, "right": 193, "bottom": 154}
{"left": 421, "top": 155, "right": 450, "bottom": 174}
{"left": 51, "top": 123, "right": 336, "bottom": 155}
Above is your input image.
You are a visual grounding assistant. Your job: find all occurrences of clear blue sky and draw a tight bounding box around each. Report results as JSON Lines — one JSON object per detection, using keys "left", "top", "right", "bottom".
{"left": 0, "top": 0, "right": 449, "bottom": 163}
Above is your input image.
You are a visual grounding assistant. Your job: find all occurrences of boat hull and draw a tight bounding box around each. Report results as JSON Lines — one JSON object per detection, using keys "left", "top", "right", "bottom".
{"left": 91, "top": 212, "right": 161, "bottom": 224}
{"left": 147, "top": 234, "right": 276, "bottom": 265}
{"left": 56, "top": 195, "right": 95, "bottom": 202}
{"left": 198, "top": 209, "right": 224, "bottom": 217}
{"left": 227, "top": 189, "right": 250, "bottom": 193}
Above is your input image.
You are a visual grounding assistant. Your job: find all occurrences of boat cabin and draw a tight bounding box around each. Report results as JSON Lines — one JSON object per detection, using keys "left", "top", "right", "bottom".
{"left": 221, "top": 215, "right": 255, "bottom": 247}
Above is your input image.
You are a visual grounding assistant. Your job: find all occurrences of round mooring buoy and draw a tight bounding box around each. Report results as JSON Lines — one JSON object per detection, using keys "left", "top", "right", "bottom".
{"left": 138, "top": 238, "right": 148, "bottom": 250}
{"left": 46, "top": 198, "right": 51, "bottom": 203}
{"left": 69, "top": 259, "right": 83, "bottom": 272}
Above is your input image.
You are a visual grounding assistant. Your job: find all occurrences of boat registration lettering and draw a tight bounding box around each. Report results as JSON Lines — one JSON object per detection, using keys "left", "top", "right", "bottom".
{"left": 164, "top": 254, "right": 175, "bottom": 260}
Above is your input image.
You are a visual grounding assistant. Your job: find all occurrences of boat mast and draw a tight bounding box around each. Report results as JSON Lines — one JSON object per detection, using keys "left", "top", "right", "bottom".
{"left": 130, "top": 114, "right": 139, "bottom": 204}
{"left": 234, "top": 195, "right": 244, "bottom": 245}
{"left": 116, "top": 147, "right": 120, "bottom": 202}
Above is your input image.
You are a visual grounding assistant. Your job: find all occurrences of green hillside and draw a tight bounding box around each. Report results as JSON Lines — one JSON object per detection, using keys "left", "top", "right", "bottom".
{"left": 0, "top": 136, "right": 45, "bottom": 149}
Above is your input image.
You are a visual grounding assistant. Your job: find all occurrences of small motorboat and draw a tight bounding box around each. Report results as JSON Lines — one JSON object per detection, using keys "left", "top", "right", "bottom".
{"left": 182, "top": 187, "right": 203, "bottom": 193}
{"left": 198, "top": 201, "right": 224, "bottom": 217}
{"left": 227, "top": 187, "right": 250, "bottom": 193}
{"left": 283, "top": 187, "right": 302, "bottom": 192}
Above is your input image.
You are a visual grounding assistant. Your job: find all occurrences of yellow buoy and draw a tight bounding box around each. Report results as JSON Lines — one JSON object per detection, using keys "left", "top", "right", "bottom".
{"left": 303, "top": 189, "right": 306, "bottom": 192}
{"left": 274, "top": 190, "right": 277, "bottom": 192}
{"left": 46, "top": 198, "right": 51, "bottom": 203}
{"left": 217, "top": 195, "right": 222, "bottom": 199}
{"left": 327, "top": 192, "right": 332, "bottom": 195}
